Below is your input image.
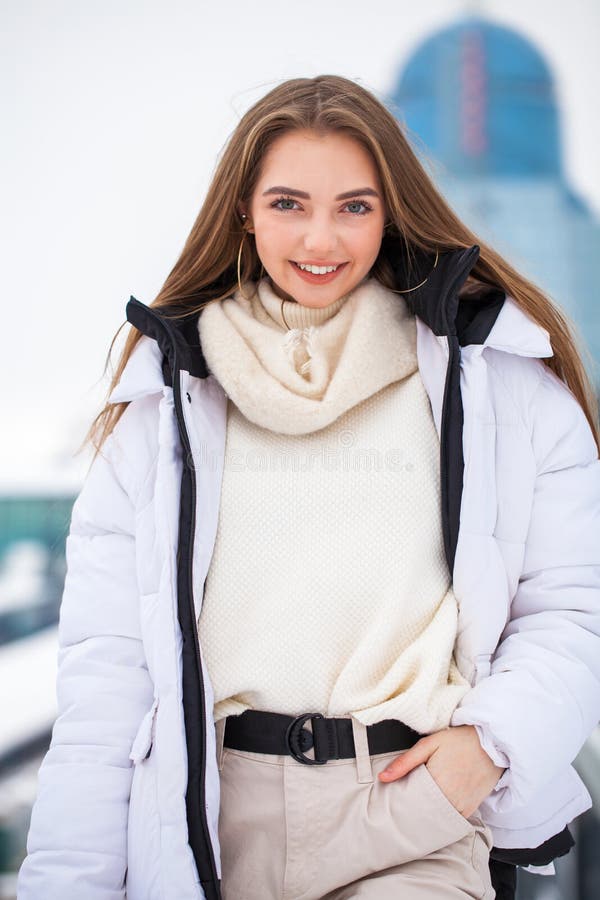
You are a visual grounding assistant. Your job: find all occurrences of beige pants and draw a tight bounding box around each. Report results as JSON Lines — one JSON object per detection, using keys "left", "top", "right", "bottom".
{"left": 215, "top": 713, "right": 495, "bottom": 899}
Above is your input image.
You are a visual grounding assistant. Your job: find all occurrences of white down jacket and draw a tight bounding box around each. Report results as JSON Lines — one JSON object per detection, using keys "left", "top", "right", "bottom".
{"left": 17, "top": 246, "right": 600, "bottom": 898}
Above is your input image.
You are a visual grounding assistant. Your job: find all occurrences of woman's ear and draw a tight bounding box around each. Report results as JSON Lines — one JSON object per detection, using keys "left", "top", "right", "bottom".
{"left": 237, "top": 205, "right": 255, "bottom": 233}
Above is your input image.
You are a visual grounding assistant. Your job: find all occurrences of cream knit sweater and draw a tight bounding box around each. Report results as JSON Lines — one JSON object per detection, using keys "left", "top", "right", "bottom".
{"left": 196, "top": 275, "right": 471, "bottom": 733}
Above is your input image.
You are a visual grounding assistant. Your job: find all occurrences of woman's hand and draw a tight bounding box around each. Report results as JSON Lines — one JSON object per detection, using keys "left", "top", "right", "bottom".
{"left": 378, "top": 724, "right": 506, "bottom": 818}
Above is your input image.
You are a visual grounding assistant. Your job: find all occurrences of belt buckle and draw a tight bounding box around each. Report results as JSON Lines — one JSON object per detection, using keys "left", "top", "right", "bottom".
{"left": 285, "top": 712, "right": 327, "bottom": 765}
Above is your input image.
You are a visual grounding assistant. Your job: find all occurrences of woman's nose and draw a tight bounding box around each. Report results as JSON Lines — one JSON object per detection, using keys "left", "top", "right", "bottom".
{"left": 302, "top": 219, "right": 339, "bottom": 256}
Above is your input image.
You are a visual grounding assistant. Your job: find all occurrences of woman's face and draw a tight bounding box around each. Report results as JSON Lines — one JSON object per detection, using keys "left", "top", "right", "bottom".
{"left": 241, "top": 129, "right": 386, "bottom": 308}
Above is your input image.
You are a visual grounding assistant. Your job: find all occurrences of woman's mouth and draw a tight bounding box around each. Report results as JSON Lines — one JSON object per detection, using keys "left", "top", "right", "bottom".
{"left": 290, "top": 260, "right": 348, "bottom": 284}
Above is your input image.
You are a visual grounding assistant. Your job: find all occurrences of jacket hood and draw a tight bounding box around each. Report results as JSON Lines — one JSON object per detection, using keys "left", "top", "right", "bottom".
{"left": 108, "top": 243, "right": 553, "bottom": 405}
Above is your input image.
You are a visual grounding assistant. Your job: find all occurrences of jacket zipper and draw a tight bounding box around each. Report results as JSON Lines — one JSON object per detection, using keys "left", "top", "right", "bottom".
{"left": 125, "top": 298, "right": 220, "bottom": 899}
{"left": 173, "top": 367, "right": 221, "bottom": 899}
{"left": 437, "top": 245, "right": 481, "bottom": 575}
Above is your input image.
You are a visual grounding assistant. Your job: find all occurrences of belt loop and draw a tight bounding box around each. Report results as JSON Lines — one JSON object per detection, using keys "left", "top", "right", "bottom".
{"left": 216, "top": 717, "right": 226, "bottom": 772}
{"left": 351, "top": 715, "right": 374, "bottom": 783}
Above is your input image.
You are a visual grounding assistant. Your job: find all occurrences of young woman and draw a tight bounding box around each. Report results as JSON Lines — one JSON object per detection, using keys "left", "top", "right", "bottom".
{"left": 18, "top": 75, "right": 600, "bottom": 900}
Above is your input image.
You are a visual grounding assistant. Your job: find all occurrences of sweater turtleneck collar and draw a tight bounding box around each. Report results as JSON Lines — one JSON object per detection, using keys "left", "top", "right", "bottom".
{"left": 256, "top": 277, "right": 354, "bottom": 330}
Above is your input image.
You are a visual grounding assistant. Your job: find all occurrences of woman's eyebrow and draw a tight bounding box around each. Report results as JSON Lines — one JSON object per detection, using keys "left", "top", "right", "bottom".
{"left": 262, "top": 186, "right": 380, "bottom": 200}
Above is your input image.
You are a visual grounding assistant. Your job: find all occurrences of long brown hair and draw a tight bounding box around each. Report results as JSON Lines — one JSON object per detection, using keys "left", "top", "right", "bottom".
{"left": 82, "top": 74, "right": 600, "bottom": 459}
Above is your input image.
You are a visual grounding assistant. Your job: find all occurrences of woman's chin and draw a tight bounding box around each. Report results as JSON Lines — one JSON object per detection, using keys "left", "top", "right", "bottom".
{"left": 271, "top": 270, "right": 356, "bottom": 308}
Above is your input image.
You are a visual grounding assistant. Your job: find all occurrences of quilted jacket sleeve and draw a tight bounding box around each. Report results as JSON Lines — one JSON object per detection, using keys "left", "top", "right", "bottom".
{"left": 17, "top": 425, "right": 154, "bottom": 899}
{"left": 451, "top": 364, "right": 600, "bottom": 809}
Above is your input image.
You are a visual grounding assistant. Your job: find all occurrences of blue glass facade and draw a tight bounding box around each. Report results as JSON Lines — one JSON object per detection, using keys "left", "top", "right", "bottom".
{"left": 388, "top": 15, "right": 600, "bottom": 388}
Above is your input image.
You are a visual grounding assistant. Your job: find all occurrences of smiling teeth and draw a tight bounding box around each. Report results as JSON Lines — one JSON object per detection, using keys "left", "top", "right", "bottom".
{"left": 297, "top": 263, "right": 339, "bottom": 274}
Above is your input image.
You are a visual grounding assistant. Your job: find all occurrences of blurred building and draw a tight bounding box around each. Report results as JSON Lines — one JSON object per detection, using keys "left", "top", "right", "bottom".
{"left": 388, "top": 15, "right": 600, "bottom": 389}
{"left": 0, "top": 492, "right": 72, "bottom": 645}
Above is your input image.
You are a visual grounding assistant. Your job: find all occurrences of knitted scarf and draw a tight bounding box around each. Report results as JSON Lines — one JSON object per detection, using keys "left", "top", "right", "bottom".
{"left": 197, "top": 275, "right": 418, "bottom": 435}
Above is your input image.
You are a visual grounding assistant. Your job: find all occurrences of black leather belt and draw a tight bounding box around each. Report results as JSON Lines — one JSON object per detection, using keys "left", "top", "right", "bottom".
{"left": 223, "top": 709, "right": 422, "bottom": 765}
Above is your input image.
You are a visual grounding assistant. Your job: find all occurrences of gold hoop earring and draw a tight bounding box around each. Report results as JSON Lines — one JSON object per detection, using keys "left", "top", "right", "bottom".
{"left": 390, "top": 248, "right": 439, "bottom": 295}
{"left": 237, "top": 230, "right": 264, "bottom": 301}
{"left": 281, "top": 301, "right": 292, "bottom": 331}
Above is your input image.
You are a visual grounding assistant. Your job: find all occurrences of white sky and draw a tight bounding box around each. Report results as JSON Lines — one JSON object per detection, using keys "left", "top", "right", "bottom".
{"left": 2, "top": 0, "right": 599, "bottom": 487}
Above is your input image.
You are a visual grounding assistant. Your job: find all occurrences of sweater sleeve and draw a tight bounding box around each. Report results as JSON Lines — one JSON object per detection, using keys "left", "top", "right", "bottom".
{"left": 17, "top": 427, "right": 154, "bottom": 900}
{"left": 451, "top": 365, "right": 600, "bottom": 811}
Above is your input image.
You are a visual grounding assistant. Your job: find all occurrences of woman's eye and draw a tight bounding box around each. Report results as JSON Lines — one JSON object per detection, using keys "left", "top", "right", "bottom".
{"left": 272, "top": 196, "right": 300, "bottom": 211}
{"left": 345, "top": 200, "right": 372, "bottom": 215}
